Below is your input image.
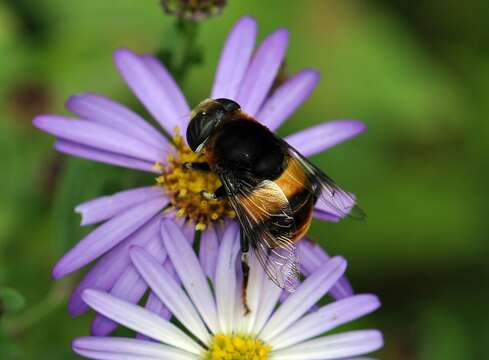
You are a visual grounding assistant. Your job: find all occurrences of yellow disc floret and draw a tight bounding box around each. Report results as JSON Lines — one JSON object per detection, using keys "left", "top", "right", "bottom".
{"left": 204, "top": 333, "right": 272, "bottom": 360}
{"left": 156, "top": 129, "right": 235, "bottom": 230}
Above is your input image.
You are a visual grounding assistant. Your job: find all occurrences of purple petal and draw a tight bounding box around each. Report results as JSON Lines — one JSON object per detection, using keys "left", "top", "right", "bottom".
{"left": 259, "top": 256, "right": 347, "bottom": 342}
{"left": 271, "top": 294, "right": 381, "bottom": 350}
{"left": 73, "top": 337, "right": 196, "bottom": 360}
{"left": 136, "top": 291, "right": 173, "bottom": 342}
{"left": 145, "top": 292, "right": 171, "bottom": 321}
{"left": 236, "top": 28, "right": 289, "bottom": 116}
{"left": 298, "top": 239, "right": 353, "bottom": 299}
{"left": 160, "top": 219, "right": 219, "bottom": 333}
{"left": 33, "top": 115, "right": 166, "bottom": 162}
{"left": 130, "top": 246, "right": 211, "bottom": 344}
{"left": 272, "top": 330, "right": 383, "bottom": 360}
{"left": 76, "top": 186, "right": 163, "bottom": 226}
{"left": 215, "top": 223, "right": 240, "bottom": 333}
{"left": 114, "top": 49, "right": 188, "bottom": 135}
{"left": 312, "top": 209, "right": 341, "bottom": 223}
{"left": 314, "top": 188, "right": 357, "bottom": 220}
{"left": 258, "top": 69, "right": 320, "bottom": 131}
{"left": 284, "top": 120, "right": 366, "bottom": 157}
{"left": 68, "top": 216, "right": 162, "bottom": 316}
{"left": 54, "top": 140, "right": 159, "bottom": 173}
{"left": 211, "top": 16, "right": 257, "bottom": 100}
{"left": 199, "top": 226, "right": 219, "bottom": 280}
{"left": 82, "top": 290, "right": 202, "bottom": 354}
{"left": 140, "top": 55, "right": 190, "bottom": 129}
{"left": 53, "top": 196, "right": 168, "bottom": 279}
{"left": 66, "top": 93, "right": 170, "bottom": 150}
{"left": 91, "top": 235, "right": 168, "bottom": 336}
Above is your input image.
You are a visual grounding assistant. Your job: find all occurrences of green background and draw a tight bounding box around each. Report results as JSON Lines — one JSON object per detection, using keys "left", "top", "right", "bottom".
{"left": 1, "top": 0, "right": 488, "bottom": 358}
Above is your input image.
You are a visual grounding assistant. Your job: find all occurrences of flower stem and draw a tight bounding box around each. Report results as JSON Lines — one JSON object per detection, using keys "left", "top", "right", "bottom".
{"left": 1, "top": 281, "right": 71, "bottom": 337}
{"left": 156, "top": 19, "right": 203, "bottom": 84}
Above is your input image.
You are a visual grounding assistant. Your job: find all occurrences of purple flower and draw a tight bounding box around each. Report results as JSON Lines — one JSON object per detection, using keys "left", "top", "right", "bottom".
{"left": 33, "top": 16, "right": 366, "bottom": 332}
{"left": 73, "top": 219, "right": 382, "bottom": 359}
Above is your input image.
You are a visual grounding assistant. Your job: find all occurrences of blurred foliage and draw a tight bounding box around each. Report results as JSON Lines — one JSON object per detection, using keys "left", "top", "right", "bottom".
{"left": 1, "top": 0, "right": 488, "bottom": 359}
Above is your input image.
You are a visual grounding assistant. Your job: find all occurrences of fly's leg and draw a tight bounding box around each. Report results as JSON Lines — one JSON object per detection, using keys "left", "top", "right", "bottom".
{"left": 183, "top": 162, "right": 211, "bottom": 171}
{"left": 240, "top": 227, "right": 251, "bottom": 315}
{"left": 201, "top": 186, "right": 226, "bottom": 200}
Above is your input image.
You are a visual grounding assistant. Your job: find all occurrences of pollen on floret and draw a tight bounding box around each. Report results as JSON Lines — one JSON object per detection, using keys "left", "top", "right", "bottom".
{"left": 203, "top": 333, "right": 272, "bottom": 360}
{"left": 156, "top": 128, "right": 235, "bottom": 229}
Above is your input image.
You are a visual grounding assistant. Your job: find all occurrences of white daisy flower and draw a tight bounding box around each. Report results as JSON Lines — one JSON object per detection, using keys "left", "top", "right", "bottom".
{"left": 73, "top": 219, "right": 383, "bottom": 359}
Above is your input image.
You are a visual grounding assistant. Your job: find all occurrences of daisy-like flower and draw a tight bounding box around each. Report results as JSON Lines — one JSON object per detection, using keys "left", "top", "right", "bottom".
{"left": 73, "top": 219, "right": 382, "bottom": 360}
{"left": 33, "top": 17, "right": 366, "bottom": 332}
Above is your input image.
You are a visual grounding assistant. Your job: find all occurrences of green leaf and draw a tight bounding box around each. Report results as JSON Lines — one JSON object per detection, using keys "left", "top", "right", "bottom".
{"left": 0, "top": 287, "right": 25, "bottom": 315}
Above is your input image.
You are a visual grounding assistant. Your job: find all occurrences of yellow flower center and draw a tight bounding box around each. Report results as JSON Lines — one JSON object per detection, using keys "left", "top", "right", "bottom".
{"left": 203, "top": 333, "right": 272, "bottom": 360}
{"left": 155, "top": 129, "right": 235, "bottom": 230}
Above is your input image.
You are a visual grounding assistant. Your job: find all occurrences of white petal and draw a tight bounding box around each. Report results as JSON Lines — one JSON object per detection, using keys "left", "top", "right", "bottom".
{"left": 259, "top": 257, "right": 346, "bottom": 342}
{"left": 251, "top": 276, "right": 282, "bottom": 335}
{"left": 215, "top": 223, "right": 240, "bottom": 333}
{"left": 130, "top": 246, "right": 211, "bottom": 344}
{"left": 271, "top": 294, "right": 381, "bottom": 350}
{"left": 160, "top": 219, "right": 219, "bottom": 333}
{"left": 241, "top": 251, "right": 265, "bottom": 333}
{"left": 73, "top": 336, "right": 197, "bottom": 360}
{"left": 82, "top": 290, "right": 203, "bottom": 354}
{"left": 272, "top": 330, "right": 383, "bottom": 360}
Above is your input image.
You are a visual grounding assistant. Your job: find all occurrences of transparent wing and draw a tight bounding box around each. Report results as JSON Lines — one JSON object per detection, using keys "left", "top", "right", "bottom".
{"left": 219, "top": 172, "right": 300, "bottom": 291}
{"left": 285, "top": 144, "right": 365, "bottom": 220}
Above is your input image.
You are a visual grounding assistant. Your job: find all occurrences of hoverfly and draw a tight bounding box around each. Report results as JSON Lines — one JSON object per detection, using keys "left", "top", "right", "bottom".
{"left": 185, "top": 98, "right": 363, "bottom": 311}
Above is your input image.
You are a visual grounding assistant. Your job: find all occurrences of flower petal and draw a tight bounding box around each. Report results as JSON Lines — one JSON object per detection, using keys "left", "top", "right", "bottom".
{"left": 130, "top": 246, "right": 211, "bottom": 344}
{"left": 312, "top": 209, "right": 340, "bottom": 223}
{"left": 54, "top": 140, "right": 159, "bottom": 173}
{"left": 66, "top": 93, "right": 170, "bottom": 150}
{"left": 251, "top": 276, "right": 282, "bottom": 335}
{"left": 91, "top": 236, "right": 167, "bottom": 336}
{"left": 199, "top": 226, "right": 219, "bottom": 280}
{"left": 313, "top": 188, "right": 357, "bottom": 219}
{"left": 140, "top": 55, "right": 190, "bottom": 127}
{"left": 211, "top": 16, "right": 257, "bottom": 100}
{"left": 76, "top": 186, "right": 163, "bottom": 226}
{"left": 34, "top": 115, "right": 166, "bottom": 162}
{"left": 242, "top": 251, "right": 265, "bottom": 333}
{"left": 259, "top": 256, "right": 346, "bottom": 342}
{"left": 82, "top": 290, "right": 203, "bottom": 354}
{"left": 73, "top": 337, "right": 197, "bottom": 360}
{"left": 257, "top": 69, "right": 320, "bottom": 131}
{"left": 236, "top": 28, "right": 289, "bottom": 116}
{"left": 284, "top": 120, "right": 366, "bottom": 157}
{"left": 144, "top": 292, "right": 171, "bottom": 321}
{"left": 271, "top": 294, "right": 381, "bottom": 350}
{"left": 53, "top": 196, "right": 168, "bottom": 279}
{"left": 271, "top": 330, "right": 383, "bottom": 360}
{"left": 161, "top": 219, "right": 219, "bottom": 333}
{"left": 215, "top": 223, "right": 240, "bottom": 334}
{"left": 114, "top": 49, "right": 188, "bottom": 135}
{"left": 298, "top": 239, "right": 353, "bottom": 300}
{"left": 68, "top": 216, "right": 162, "bottom": 316}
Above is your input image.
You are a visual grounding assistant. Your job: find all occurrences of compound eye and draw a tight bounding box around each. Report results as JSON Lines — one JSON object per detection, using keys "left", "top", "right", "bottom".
{"left": 215, "top": 98, "right": 241, "bottom": 112}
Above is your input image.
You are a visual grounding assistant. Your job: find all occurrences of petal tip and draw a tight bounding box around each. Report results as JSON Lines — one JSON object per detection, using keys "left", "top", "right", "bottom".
{"left": 128, "top": 244, "right": 146, "bottom": 262}
{"left": 301, "top": 68, "right": 321, "bottom": 82}
{"left": 51, "top": 262, "right": 66, "bottom": 280}
{"left": 32, "top": 115, "right": 48, "bottom": 130}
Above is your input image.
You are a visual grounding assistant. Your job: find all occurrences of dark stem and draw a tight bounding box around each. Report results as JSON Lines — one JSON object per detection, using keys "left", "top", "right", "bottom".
{"left": 156, "top": 19, "right": 203, "bottom": 84}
